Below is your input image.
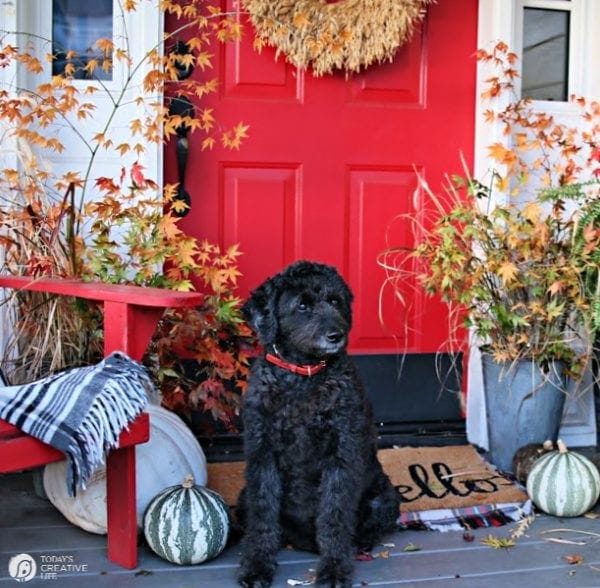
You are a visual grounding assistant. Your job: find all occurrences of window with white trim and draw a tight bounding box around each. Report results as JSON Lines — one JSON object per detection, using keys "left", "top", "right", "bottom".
{"left": 516, "top": 0, "right": 582, "bottom": 102}
{"left": 52, "top": 0, "right": 113, "bottom": 80}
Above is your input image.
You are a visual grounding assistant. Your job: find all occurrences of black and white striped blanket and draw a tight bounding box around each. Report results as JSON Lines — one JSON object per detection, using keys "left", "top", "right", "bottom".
{"left": 0, "top": 352, "right": 151, "bottom": 494}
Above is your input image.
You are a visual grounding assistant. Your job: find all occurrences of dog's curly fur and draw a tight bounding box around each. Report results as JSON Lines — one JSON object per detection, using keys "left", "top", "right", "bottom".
{"left": 237, "top": 261, "right": 400, "bottom": 588}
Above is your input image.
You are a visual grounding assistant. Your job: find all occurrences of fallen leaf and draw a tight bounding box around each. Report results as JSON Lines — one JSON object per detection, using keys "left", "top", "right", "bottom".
{"left": 564, "top": 554, "right": 584, "bottom": 565}
{"left": 355, "top": 552, "right": 374, "bottom": 561}
{"left": 377, "top": 550, "right": 390, "bottom": 559}
{"left": 463, "top": 532, "right": 475, "bottom": 542}
{"left": 381, "top": 542, "right": 395, "bottom": 548}
{"left": 510, "top": 515, "right": 534, "bottom": 540}
{"left": 403, "top": 543, "right": 421, "bottom": 552}
{"left": 481, "top": 534, "right": 515, "bottom": 549}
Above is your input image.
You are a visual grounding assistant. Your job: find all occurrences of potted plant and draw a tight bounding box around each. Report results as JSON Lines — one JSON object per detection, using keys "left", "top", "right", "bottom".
{"left": 379, "top": 42, "right": 600, "bottom": 472}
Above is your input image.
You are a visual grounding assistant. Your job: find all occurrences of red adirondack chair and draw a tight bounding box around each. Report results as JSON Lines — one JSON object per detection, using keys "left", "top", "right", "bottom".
{"left": 0, "top": 276, "right": 204, "bottom": 568}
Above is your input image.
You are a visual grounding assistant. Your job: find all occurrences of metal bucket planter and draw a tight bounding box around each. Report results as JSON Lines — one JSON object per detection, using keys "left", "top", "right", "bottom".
{"left": 482, "top": 353, "right": 567, "bottom": 473}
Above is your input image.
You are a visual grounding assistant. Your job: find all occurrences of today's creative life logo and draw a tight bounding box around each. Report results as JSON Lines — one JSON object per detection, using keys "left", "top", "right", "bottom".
{"left": 7, "top": 553, "right": 89, "bottom": 582}
{"left": 7, "top": 554, "right": 36, "bottom": 583}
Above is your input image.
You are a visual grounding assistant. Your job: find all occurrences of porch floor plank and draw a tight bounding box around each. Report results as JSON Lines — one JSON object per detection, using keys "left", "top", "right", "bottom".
{"left": 2, "top": 472, "right": 600, "bottom": 587}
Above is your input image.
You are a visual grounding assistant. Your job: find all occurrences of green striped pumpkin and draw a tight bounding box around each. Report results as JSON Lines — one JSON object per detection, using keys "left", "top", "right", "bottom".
{"left": 526, "top": 439, "right": 600, "bottom": 517}
{"left": 143, "top": 475, "right": 229, "bottom": 565}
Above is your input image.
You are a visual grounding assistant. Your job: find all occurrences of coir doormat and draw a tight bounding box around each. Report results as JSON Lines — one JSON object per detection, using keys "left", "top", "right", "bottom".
{"left": 207, "top": 445, "right": 531, "bottom": 532}
{"left": 379, "top": 445, "right": 531, "bottom": 531}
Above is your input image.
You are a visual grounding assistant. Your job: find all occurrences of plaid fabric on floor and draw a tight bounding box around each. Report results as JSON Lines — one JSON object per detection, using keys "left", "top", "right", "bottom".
{"left": 398, "top": 500, "right": 533, "bottom": 532}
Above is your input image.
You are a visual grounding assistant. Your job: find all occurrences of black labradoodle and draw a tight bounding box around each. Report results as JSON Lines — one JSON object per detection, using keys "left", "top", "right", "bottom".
{"left": 237, "top": 260, "right": 400, "bottom": 588}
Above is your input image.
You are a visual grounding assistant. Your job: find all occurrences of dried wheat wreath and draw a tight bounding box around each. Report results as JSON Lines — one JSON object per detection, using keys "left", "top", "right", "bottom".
{"left": 242, "top": 0, "right": 433, "bottom": 76}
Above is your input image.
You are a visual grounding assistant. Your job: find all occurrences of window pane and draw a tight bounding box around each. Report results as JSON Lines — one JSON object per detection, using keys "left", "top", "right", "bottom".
{"left": 522, "top": 8, "right": 569, "bottom": 101}
{"left": 52, "top": 0, "right": 113, "bottom": 80}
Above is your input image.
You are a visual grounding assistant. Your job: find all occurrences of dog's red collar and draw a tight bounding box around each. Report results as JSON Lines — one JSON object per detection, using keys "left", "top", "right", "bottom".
{"left": 265, "top": 349, "right": 326, "bottom": 377}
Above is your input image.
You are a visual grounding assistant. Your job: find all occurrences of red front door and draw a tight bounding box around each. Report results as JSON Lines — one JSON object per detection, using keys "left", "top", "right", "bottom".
{"left": 167, "top": 0, "right": 478, "bottom": 356}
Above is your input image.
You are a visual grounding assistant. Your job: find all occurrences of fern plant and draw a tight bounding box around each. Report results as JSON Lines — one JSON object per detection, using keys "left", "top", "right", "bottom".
{"left": 539, "top": 179, "right": 600, "bottom": 333}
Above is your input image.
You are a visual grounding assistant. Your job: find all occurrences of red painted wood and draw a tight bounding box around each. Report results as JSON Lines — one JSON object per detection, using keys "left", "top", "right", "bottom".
{"left": 0, "top": 436, "right": 64, "bottom": 469}
{"left": 106, "top": 446, "right": 137, "bottom": 568}
{"left": 0, "top": 277, "right": 197, "bottom": 568}
{"left": 103, "top": 301, "right": 166, "bottom": 361}
{"left": 0, "top": 276, "right": 204, "bottom": 308}
{"left": 166, "top": 0, "right": 478, "bottom": 355}
{"left": 0, "top": 413, "right": 149, "bottom": 472}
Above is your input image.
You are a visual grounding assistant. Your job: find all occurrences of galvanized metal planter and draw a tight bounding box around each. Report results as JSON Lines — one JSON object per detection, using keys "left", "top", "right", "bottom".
{"left": 482, "top": 354, "right": 567, "bottom": 473}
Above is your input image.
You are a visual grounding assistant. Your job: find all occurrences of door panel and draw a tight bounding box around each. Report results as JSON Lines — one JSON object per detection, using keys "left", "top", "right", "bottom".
{"left": 347, "top": 167, "right": 419, "bottom": 350}
{"left": 167, "top": 0, "right": 478, "bottom": 356}
{"left": 221, "top": 165, "right": 300, "bottom": 283}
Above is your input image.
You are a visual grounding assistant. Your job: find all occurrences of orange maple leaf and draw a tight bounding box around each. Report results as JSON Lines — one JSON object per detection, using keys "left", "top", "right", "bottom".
{"left": 176, "top": 239, "right": 199, "bottom": 267}
{"left": 497, "top": 261, "right": 518, "bottom": 285}
{"left": 547, "top": 281, "right": 565, "bottom": 296}
{"left": 487, "top": 142, "right": 518, "bottom": 166}
{"left": 522, "top": 201, "right": 541, "bottom": 223}
{"left": 130, "top": 119, "right": 143, "bottom": 136}
{"left": 158, "top": 214, "right": 182, "bottom": 240}
{"left": 201, "top": 137, "right": 216, "bottom": 150}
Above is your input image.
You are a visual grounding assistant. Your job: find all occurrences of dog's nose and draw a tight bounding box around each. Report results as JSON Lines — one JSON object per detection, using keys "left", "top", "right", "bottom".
{"left": 326, "top": 331, "right": 343, "bottom": 344}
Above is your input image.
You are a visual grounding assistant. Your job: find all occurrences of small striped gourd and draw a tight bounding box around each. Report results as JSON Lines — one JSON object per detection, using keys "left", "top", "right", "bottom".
{"left": 526, "top": 439, "right": 600, "bottom": 517}
{"left": 143, "top": 475, "right": 229, "bottom": 565}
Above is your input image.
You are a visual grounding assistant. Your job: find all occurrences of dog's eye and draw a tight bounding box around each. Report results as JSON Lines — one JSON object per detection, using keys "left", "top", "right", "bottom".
{"left": 297, "top": 302, "right": 309, "bottom": 312}
{"left": 329, "top": 298, "right": 339, "bottom": 307}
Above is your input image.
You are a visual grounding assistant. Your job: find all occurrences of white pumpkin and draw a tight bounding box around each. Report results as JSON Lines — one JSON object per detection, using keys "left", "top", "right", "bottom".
{"left": 43, "top": 404, "right": 207, "bottom": 534}
{"left": 527, "top": 439, "right": 600, "bottom": 517}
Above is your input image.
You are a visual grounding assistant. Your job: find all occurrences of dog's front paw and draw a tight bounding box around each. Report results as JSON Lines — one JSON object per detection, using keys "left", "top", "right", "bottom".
{"left": 237, "top": 560, "right": 276, "bottom": 588}
{"left": 315, "top": 556, "right": 353, "bottom": 588}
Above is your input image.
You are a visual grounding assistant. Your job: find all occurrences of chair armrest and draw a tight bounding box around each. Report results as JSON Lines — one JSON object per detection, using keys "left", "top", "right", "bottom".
{"left": 0, "top": 275, "right": 204, "bottom": 308}
{"left": 0, "top": 275, "right": 204, "bottom": 360}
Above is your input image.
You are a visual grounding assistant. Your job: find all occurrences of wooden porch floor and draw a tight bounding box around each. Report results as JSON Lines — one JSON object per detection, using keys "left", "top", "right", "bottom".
{"left": 2, "top": 471, "right": 600, "bottom": 587}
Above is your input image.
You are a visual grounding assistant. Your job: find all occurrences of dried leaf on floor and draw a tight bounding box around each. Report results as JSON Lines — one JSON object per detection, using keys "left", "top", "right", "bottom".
{"left": 510, "top": 514, "right": 534, "bottom": 540}
{"left": 564, "top": 554, "right": 584, "bottom": 565}
{"left": 481, "top": 534, "right": 515, "bottom": 549}
{"left": 403, "top": 542, "right": 421, "bottom": 552}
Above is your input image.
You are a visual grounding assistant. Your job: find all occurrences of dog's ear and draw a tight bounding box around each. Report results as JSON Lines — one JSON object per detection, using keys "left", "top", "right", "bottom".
{"left": 242, "top": 277, "right": 278, "bottom": 345}
{"left": 338, "top": 277, "right": 354, "bottom": 328}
